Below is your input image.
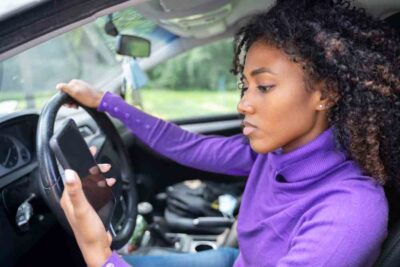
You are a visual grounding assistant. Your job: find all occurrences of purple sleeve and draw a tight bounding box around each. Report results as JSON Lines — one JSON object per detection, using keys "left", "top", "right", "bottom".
{"left": 102, "top": 251, "right": 131, "bottom": 267}
{"left": 97, "top": 92, "right": 256, "bottom": 176}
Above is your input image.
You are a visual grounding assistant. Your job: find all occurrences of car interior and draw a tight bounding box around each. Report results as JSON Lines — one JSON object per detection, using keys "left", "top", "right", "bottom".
{"left": 0, "top": 0, "right": 399, "bottom": 266}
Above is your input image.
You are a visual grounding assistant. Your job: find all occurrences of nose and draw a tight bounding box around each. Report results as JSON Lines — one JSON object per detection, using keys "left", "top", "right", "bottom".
{"left": 237, "top": 94, "right": 255, "bottom": 115}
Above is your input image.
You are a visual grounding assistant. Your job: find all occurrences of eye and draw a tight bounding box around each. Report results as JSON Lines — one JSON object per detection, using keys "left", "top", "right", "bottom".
{"left": 258, "top": 85, "right": 274, "bottom": 92}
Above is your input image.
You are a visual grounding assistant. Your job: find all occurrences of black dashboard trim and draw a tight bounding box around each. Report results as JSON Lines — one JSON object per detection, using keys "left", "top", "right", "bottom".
{"left": 0, "top": 110, "right": 39, "bottom": 125}
{"left": 0, "top": 162, "right": 38, "bottom": 188}
{"left": 0, "top": 111, "right": 39, "bottom": 188}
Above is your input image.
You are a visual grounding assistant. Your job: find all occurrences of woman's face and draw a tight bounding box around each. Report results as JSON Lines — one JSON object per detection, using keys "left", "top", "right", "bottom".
{"left": 237, "top": 40, "right": 329, "bottom": 154}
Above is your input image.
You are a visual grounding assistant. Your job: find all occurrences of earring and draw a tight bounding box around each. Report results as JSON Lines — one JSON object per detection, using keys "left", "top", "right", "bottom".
{"left": 319, "top": 104, "right": 324, "bottom": 109}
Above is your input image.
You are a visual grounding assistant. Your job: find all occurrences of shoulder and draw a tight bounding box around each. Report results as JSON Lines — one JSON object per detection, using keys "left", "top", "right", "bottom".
{"left": 309, "top": 176, "right": 388, "bottom": 223}
{"left": 302, "top": 176, "right": 388, "bottom": 248}
{"left": 308, "top": 156, "right": 388, "bottom": 219}
{"left": 288, "top": 177, "right": 389, "bottom": 266}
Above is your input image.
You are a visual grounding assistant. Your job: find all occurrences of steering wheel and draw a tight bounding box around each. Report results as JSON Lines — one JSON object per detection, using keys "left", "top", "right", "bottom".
{"left": 36, "top": 92, "right": 137, "bottom": 249}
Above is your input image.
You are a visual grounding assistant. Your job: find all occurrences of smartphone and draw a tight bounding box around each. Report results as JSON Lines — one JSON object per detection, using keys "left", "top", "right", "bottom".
{"left": 50, "top": 119, "right": 116, "bottom": 229}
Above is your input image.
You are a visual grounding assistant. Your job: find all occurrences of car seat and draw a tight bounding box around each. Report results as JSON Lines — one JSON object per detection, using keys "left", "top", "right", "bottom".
{"left": 373, "top": 182, "right": 400, "bottom": 267}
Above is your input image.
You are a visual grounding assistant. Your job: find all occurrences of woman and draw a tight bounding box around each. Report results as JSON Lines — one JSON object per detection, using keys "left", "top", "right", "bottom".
{"left": 57, "top": 0, "right": 400, "bottom": 266}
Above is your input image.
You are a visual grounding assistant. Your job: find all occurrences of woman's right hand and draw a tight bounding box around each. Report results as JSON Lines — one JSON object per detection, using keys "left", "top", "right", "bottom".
{"left": 56, "top": 79, "right": 104, "bottom": 109}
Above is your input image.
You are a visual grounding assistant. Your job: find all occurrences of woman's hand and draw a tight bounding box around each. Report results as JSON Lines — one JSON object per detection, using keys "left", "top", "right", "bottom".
{"left": 56, "top": 79, "right": 104, "bottom": 108}
{"left": 60, "top": 147, "right": 116, "bottom": 267}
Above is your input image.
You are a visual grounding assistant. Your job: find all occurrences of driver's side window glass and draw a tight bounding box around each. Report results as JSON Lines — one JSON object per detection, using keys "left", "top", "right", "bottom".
{"left": 130, "top": 39, "right": 239, "bottom": 120}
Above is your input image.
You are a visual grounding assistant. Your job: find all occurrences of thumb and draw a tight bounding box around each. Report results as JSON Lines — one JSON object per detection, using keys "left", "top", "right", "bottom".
{"left": 64, "top": 169, "right": 88, "bottom": 210}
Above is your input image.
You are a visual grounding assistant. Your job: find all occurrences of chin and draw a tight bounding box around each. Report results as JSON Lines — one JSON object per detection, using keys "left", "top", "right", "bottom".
{"left": 249, "top": 139, "right": 274, "bottom": 154}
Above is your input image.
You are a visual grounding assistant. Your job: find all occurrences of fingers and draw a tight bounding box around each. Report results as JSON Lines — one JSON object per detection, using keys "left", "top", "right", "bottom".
{"left": 106, "top": 178, "right": 116, "bottom": 187}
{"left": 63, "top": 103, "right": 79, "bottom": 109}
{"left": 98, "top": 163, "right": 111, "bottom": 173}
{"left": 56, "top": 80, "right": 79, "bottom": 94}
{"left": 90, "top": 147, "right": 113, "bottom": 174}
{"left": 96, "top": 178, "right": 116, "bottom": 188}
{"left": 56, "top": 83, "right": 69, "bottom": 92}
{"left": 56, "top": 80, "right": 78, "bottom": 100}
{"left": 57, "top": 82, "right": 79, "bottom": 109}
{"left": 89, "top": 146, "right": 97, "bottom": 156}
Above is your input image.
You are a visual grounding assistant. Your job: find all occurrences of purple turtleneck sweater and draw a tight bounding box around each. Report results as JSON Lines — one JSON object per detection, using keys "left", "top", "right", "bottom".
{"left": 98, "top": 92, "right": 388, "bottom": 267}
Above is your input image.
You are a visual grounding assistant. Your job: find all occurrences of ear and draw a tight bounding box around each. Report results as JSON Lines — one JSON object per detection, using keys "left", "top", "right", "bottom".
{"left": 314, "top": 81, "right": 339, "bottom": 111}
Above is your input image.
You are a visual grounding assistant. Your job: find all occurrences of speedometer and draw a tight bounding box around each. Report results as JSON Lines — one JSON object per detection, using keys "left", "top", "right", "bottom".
{"left": 0, "top": 136, "right": 19, "bottom": 169}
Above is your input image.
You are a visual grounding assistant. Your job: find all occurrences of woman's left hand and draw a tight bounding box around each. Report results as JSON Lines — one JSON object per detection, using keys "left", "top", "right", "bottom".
{"left": 60, "top": 157, "right": 116, "bottom": 267}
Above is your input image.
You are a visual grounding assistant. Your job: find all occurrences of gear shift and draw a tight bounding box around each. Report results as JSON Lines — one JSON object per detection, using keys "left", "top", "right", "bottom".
{"left": 137, "top": 202, "right": 176, "bottom": 246}
{"left": 138, "top": 202, "right": 154, "bottom": 225}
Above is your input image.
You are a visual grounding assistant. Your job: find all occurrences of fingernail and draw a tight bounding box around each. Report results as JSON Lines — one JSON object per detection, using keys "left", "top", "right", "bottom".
{"left": 65, "top": 169, "right": 76, "bottom": 184}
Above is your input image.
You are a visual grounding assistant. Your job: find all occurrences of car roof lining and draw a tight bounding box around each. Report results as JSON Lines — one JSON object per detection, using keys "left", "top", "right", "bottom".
{"left": 0, "top": 0, "right": 399, "bottom": 61}
{"left": 0, "top": 0, "right": 143, "bottom": 61}
{"left": 0, "top": 0, "right": 51, "bottom": 22}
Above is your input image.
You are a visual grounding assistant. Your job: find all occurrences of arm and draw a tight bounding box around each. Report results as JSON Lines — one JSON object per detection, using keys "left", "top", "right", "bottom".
{"left": 276, "top": 187, "right": 388, "bottom": 267}
{"left": 98, "top": 91, "right": 256, "bottom": 176}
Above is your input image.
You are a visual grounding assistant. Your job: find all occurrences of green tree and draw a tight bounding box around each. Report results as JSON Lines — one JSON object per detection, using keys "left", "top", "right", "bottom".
{"left": 147, "top": 39, "right": 237, "bottom": 91}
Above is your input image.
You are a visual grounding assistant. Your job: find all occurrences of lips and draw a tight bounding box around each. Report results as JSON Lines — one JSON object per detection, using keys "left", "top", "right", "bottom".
{"left": 241, "top": 120, "right": 257, "bottom": 136}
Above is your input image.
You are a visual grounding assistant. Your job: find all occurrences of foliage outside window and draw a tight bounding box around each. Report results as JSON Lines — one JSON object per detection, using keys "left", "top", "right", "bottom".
{"left": 0, "top": 23, "right": 120, "bottom": 113}
{"left": 131, "top": 39, "right": 240, "bottom": 120}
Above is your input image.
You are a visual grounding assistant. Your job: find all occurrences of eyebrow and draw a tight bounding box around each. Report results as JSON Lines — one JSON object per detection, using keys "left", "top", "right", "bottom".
{"left": 250, "top": 67, "right": 277, "bottom": 77}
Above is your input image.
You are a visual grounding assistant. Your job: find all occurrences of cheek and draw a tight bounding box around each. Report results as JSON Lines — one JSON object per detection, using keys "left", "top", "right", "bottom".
{"left": 263, "top": 88, "right": 312, "bottom": 126}
{"left": 251, "top": 90, "right": 316, "bottom": 153}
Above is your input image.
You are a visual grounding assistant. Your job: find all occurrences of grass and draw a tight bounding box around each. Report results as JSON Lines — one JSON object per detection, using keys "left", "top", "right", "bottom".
{"left": 126, "top": 88, "right": 240, "bottom": 120}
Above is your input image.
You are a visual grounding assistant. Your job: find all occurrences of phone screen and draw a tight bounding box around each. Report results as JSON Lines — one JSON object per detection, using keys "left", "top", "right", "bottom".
{"left": 50, "top": 119, "right": 115, "bottom": 229}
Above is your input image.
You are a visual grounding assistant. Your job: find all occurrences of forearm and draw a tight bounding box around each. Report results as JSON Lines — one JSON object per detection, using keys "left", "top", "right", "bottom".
{"left": 98, "top": 92, "right": 255, "bottom": 176}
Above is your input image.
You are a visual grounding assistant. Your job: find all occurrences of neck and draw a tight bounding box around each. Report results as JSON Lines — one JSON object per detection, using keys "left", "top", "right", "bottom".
{"left": 282, "top": 112, "right": 329, "bottom": 153}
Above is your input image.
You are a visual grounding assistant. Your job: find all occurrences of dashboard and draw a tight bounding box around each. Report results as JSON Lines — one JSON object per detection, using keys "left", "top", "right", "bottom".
{"left": 0, "top": 135, "right": 32, "bottom": 175}
{"left": 0, "top": 112, "right": 38, "bottom": 188}
{"left": 0, "top": 112, "right": 53, "bottom": 266}
{"left": 0, "top": 109, "right": 131, "bottom": 266}
{"left": 0, "top": 110, "right": 125, "bottom": 266}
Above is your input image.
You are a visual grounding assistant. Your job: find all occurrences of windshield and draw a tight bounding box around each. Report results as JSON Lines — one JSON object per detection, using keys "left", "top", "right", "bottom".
{"left": 0, "top": 8, "right": 167, "bottom": 114}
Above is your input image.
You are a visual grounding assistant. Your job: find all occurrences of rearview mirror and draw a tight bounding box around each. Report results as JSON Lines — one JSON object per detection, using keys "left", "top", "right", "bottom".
{"left": 115, "top": 35, "right": 151, "bottom": 58}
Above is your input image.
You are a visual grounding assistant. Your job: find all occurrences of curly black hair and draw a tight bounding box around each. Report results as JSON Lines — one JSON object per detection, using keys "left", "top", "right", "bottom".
{"left": 232, "top": 0, "right": 400, "bottom": 187}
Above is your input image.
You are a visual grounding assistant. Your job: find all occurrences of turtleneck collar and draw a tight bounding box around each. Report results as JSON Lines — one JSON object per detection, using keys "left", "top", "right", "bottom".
{"left": 268, "top": 127, "right": 354, "bottom": 183}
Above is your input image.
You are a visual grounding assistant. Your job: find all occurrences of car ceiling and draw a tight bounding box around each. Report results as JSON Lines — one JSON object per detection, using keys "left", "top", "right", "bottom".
{"left": 0, "top": 0, "right": 399, "bottom": 61}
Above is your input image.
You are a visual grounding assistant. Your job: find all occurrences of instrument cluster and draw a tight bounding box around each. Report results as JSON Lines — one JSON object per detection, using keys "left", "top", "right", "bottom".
{"left": 0, "top": 134, "right": 31, "bottom": 175}
{"left": 0, "top": 113, "right": 37, "bottom": 181}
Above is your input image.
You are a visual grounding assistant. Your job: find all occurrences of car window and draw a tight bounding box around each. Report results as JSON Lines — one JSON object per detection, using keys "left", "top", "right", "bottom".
{"left": 0, "top": 22, "right": 122, "bottom": 114}
{"left": 132, "top": 39, "right": 240, "bottom": 120}
{"left": 0, "top": 7, "right": 240, "bottom": 119}
{"left": 0, "top": 8, "right": 178, "bottom": 115}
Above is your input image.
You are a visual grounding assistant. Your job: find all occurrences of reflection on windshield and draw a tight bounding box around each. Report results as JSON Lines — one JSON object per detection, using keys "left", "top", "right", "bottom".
{"left": 0, "top": 22, "right": 120, "bottom": 114}
{"left": 0, "top": 7, "right": 175, "bottom": 114}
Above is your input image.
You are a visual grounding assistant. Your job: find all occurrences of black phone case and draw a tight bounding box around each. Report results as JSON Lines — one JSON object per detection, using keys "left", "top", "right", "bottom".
{"left": 49, "top": 119, "right": 116, "bottom": 229}
{"left": 50, "top": 119, "right": 96, "bottom": 178}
